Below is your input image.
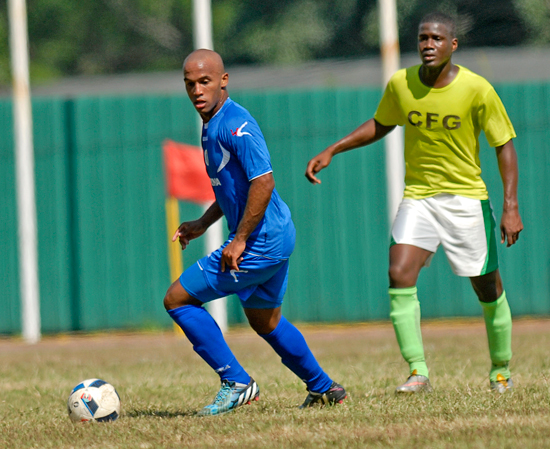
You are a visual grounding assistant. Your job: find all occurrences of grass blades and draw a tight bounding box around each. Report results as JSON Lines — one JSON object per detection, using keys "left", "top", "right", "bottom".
{"left": 0, "top": 318, "right": 549, "bottom": 449}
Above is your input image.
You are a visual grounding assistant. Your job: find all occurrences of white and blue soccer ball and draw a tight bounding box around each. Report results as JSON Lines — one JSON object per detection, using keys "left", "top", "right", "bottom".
{"left": 67, "top": 378, "right": 121, "bottom": 423}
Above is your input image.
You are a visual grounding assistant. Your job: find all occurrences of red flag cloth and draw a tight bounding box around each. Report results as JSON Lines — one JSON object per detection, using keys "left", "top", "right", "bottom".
{"left": 163, "top": 139, "right": 215, "bottom": 203}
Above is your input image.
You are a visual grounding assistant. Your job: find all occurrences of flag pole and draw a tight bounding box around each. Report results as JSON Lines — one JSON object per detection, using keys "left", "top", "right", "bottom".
{"left": 192, "top": 0, "right": 228, "bottom": 333}
{"left": 8, "top": 0, "right": 40, "bottom": 344}
{"left": 165, "top": 196, "right": 184, "bottom": 334}
{"left": 166, "top": 196, "right": 183, "bottom": 282}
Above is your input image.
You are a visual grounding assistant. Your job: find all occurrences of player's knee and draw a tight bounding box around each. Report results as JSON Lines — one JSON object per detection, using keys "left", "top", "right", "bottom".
{"left": 245, "top": 309, "right": 281, "bottom": 335}
{"left": 163, "top": 284, "right": 185, "bottom": 311}
{"left": 471, "top": 272, "right": 502, "bottom": 303}
{"left": 474, "top": 287, "right": 499, "bottom": 303}
{"left": 164, "top": 282, "right": 202, "bottom": 310}
{"left": 163, "top": 289, "right": 177, "bottom": 311}
{"left": 247, "top": 316, "right": 273, "bottom": 334}
{"left": 388, "top": 263, "right": 415, "bottom": 287}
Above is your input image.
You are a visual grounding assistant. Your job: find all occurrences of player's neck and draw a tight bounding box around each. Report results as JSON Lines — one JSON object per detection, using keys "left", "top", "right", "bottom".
{"left": 201, "top": 90, "right": 229, "bottom": 123}
{"left": 419, "top": 62, "right": 458, "bottom": 88}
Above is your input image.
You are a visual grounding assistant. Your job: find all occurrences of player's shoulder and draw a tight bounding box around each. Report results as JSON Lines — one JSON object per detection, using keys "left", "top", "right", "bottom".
{"left": 217, "top": 98, "right": 263, "bottom": 143}
{"left": 219, "top": 98, "right": 256, "bottom": 128}
{"left": 456, "top": 65, "right": 495, "bottom": 93}
{"left": 388, "top": 67, "right": 411, "bottom": 85}
{"left": 385, "top": 66, "right": 422, "bottom": 93}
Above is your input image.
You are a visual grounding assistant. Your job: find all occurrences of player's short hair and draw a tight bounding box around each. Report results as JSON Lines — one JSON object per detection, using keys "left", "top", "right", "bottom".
{"left": 419, "top": 12, "right": 457, "bottom": 38}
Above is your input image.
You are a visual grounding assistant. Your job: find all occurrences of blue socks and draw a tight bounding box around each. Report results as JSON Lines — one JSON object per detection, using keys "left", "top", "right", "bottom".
{"left": 168, "top": 306, "right": 332, "bottom": 394}
{"left": 259, "top": 316, "right": 333, "bottom": 393}
{"left": 167, "top": 305, "right": 250, "bottom": 385}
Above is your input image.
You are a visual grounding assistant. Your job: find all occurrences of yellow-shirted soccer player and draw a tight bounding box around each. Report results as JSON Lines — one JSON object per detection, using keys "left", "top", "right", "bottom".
{"left": 305, "top": 12, "right": 523, "bottom": 394}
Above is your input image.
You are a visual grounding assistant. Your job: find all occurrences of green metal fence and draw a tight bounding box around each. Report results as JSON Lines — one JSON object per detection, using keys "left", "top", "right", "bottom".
{"left": 1, "top": 82, "right": 548, "bottom": 335}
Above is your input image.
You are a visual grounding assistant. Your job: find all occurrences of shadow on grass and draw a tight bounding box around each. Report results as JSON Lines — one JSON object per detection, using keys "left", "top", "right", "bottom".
{"left": 125, "top": 409, "right": 196, "bottom": 418}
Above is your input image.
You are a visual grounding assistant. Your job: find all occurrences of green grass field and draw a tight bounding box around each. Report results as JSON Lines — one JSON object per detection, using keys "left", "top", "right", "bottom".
{"left": 1, "top": 318, "right": 549, "bottom": 449}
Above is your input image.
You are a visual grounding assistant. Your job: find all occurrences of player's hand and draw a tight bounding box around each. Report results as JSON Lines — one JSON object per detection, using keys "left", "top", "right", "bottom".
{"left": 305, "top": 149, "right": 333, "bottom": 184}
{"left": 221, "top": 239, "right": 246, "bottom": 272}
{"left": 172, "top": 219, "right": 208, "bottom": 251}
{"left": 500, "top": 208, "right": 523, "bottom": 247}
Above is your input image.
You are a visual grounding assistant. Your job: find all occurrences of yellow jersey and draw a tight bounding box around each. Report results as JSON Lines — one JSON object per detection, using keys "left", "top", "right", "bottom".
{"left": 374, "top": 65, "right": 516, "bottom": 200}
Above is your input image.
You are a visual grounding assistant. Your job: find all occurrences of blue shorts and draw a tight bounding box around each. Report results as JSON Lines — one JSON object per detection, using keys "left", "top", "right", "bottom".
{"left": 179, "top": 247, "right": 289, "bottom": 310}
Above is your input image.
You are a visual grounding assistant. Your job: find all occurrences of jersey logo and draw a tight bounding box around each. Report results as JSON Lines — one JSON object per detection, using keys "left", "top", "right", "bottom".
{"left": 230, "top": 269, "right": 249, "bottom": 282}
{"left": 408, "top": 111, "right": 461, "bottom": 130}
{"left": 231, "top": 121, "right": 252, "bottom": 137}
{"left": 217, "top": 141, "right": 231, "bottom": 173}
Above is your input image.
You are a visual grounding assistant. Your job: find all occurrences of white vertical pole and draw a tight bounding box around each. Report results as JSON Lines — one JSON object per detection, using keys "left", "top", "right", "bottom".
{"left": 193, "top": 0, "right": 213, "bottom": 51}
{"left": 8, "top": 0, "right": 40, "bottom": 343}
{"left": 203, "top": 205, "right": 228, "bottom": 334}
{"left": 378, "top": 0, "right": 405, "bottom": 224}
{"left": 193, "top": 0, "right": 228, "bottom": 333}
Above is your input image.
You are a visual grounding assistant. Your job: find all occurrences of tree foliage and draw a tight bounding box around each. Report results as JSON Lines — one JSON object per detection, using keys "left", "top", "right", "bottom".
{"left": 513, "top": 0, "right": 550, "bottom": 45}
{"left": 0, "top": 0, "right": 546, "bottom": 88}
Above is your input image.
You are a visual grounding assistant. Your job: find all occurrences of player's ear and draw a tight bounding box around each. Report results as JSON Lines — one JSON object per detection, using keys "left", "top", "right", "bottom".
{"left": 451, "top": 37, "right": 458, "bottom": 52}
{"left": 221, "top": 72, "right": 229, "bottom": 88}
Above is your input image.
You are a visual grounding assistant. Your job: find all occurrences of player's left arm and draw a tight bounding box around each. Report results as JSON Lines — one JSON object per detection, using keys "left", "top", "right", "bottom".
{"left": 221, "top": 173, "right": 274, "bottom": 272}
{"left": 495, "top": 139, "right": 523, "bottom": 247}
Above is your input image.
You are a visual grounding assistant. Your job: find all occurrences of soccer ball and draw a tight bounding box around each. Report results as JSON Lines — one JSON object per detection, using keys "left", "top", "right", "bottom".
{"left": 67, "top": 378, "right": 121, "bottom": 423}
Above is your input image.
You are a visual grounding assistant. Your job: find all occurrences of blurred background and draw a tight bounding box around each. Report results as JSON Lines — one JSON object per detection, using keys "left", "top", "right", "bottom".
{"left": 1, "top": 0, "right": 549, "bottom": 336}
{"left": 1, "top": 0, "right": 550, "bottom": 90}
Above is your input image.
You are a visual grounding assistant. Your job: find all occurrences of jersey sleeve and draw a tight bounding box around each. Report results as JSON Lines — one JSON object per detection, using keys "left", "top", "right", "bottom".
{"left": 374, "top": 77, "right": 406, "bottom": 127}
{"left": 219, "top": 116, "right": 273, "bottom": 181}
{"left": 477, "top": 87, "right": 517, "bottom": 147}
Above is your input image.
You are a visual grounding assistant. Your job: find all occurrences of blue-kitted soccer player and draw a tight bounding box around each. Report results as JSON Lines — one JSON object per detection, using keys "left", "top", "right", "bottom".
{"left": 164, "top": 49, "right": 346, "bottom": 416}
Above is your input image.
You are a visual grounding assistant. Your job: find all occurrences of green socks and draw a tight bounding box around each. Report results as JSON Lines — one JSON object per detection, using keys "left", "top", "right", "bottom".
{"left": 389, "top": 287, "right": 512, "bottom": 382}
{"left": 389, "top": 286, "right": 429, "bottom": 377}
{"left": 480, "top": 291, "right": 513, "bottom": 381}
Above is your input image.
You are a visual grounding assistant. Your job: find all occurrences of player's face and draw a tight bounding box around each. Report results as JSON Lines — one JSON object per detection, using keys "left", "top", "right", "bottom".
{"left": 184, "top": 60, "right": 228, "bottom": 121}
{"left": 418, "top": 22, "right": 457, "bottom": 68}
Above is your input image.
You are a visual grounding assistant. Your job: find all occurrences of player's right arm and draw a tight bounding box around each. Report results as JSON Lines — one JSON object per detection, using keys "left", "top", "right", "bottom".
{"left": 172, "top": 201, "right": 224, "bottom": 250}
{"left": 305, "top": 118, "right": 395, "bottom": 184}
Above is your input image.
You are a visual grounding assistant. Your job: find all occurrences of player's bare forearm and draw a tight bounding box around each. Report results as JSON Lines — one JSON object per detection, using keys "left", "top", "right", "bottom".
{"left": 305, "top": 119, "right": 395, "bottom": 184}
{"left": 199, "top": 201, "right": 224, "bottom": 228}
{"left": 329, "top": 119, "right": 395, "bottom": 155}
{"left": 496, "top": 140, "right": 523, "bottom": 246}
{"left": 496, "top": 140, "right": 519, "bottom": 211}
{"left": 172, "top": 201, "right": 224, "bottom": 250}
{"left": 235, "top": 174, "right": 274, "bottom": 242}
{"left": 221, "top": 173, "right": 274, "bottom": 271}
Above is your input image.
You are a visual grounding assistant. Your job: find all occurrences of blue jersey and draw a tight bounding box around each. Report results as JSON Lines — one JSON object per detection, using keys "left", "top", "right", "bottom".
{"left": 201, "top": 98, "right": 295, "bottom": 260}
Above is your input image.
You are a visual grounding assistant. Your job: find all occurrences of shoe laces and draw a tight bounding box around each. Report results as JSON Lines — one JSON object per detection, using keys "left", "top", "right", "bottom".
{"left": 212, "top": 381, "right": 233, "bottom": 405}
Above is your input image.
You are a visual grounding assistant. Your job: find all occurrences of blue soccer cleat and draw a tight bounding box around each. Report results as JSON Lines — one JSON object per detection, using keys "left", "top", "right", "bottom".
{"left": 198, "top": 378, "right": 260, "bottom": 416}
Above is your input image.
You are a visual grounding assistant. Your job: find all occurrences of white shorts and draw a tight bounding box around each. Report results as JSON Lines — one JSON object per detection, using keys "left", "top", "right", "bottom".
{"left": 391, "top": 194, "right": 499, "bottom": 277}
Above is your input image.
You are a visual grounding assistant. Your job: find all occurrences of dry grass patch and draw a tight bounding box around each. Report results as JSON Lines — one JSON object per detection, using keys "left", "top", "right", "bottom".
{"left": 0, "top": 318, "right": 549, "bottom": 448}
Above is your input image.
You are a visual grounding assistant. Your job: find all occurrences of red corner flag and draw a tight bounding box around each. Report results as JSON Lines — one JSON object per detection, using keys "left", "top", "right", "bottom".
{"left": 163, "top": 139, "right": 215, "bottom": 204}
